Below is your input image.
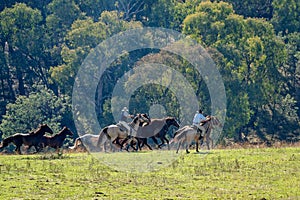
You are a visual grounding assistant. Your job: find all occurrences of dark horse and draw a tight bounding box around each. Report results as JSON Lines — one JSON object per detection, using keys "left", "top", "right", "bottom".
{"left": 39, "top": 126, "right": 73, "bottom": 153}
{"left": 149, "top": 117, "right": 180, "bottom": 149}
{"left": 0, "top": 124, "right": 53, "bottom": 154}
{"left": 125, "top": 117, "right": 180, "bottom": 151}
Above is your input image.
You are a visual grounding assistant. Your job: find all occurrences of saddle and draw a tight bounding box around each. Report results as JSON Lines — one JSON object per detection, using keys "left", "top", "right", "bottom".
{"left": 116, "top": 122, "right": 128, "bottom": 132}
{"left": 191, "top": 125, "right": 202, "bottom": 134}
{"left": 117, "top": 121, "right": 135, "bottom": 136}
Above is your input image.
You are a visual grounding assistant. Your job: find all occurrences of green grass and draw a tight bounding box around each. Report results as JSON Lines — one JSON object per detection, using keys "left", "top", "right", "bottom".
{"left": 0, "top": 147, "right": 299, "bottom": 199}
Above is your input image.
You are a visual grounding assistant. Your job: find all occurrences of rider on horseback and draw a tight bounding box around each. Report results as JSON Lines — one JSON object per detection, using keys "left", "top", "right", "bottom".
{"left": 192, "top": 109, "right": 210, "bottom": 134}
{"left": 118, "top": 107, "right": 135, "bottom": 135}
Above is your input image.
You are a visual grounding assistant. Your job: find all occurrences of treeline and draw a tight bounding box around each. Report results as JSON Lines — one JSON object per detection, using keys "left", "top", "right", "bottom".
{"left": 0, "top": 0, "right": 299, "bottom": 142}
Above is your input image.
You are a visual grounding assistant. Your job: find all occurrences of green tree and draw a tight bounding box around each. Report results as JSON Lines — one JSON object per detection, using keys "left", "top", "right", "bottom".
{"left": 183, "top": 1, "right": 299, "bottom": 140}
{"left": 75, "top": 0, "right": 115, "bottom": 21}
{"left": 50, "top": 11, "right": 142, "bottom": 96}
{"left": 0, "top": 3, "right": 46, "bottom": 96}
{"left": 0, "top": 86, "right": 71, "bottom": 138}
{"left": 223, "top": 0, "right": 273, "bottom": 19}
{"left": 271, "top": 0, "right": 300, "bottom": 34}
{"left": 44, "top": 0, "right": 82, "bottom": 69}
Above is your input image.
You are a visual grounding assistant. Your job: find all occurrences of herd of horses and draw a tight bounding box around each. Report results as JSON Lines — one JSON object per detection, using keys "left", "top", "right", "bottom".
{"left": 0, "top": 113, "right": 222, "bottom": 155}
{"left": 0, "top": 124, "right": 73, "bottom": 154}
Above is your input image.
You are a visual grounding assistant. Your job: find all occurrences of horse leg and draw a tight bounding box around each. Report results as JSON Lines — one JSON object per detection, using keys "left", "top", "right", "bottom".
{"left": 209, "top": 136, "right": 213, "bottom": 149}
{"left": 139, "top": 138, "right": 145, "bottom": 149}
{"left": 151, "top": 136, "right": 160, "bottom": 149}
{"left": 206, "top": 136, "right": 210, "bottom": 150}
{"left": 120, "top": 138, "right": 129, "bottom": 151}
{"left": 136, "top": 139, "right": 141, "bottom": 151}
{"left": 185, "top": 143, "right": 190, "bottom": 154}
{"left": 176, "top": 141, "right": 182, "bottom": 154}
{"left": 131, "top": 139, "right": 138, "bottom": 152}
{"left": 157, "top": 137, "right": 166, "bottom": 149}
{"left": 164, "top": 137, "right": 170, "bottom": 150}
{"left": 113, "top": 138, "right": 122, "bottom": 150}
{"left": 146, "top": 143, "right": 152, "bottom": 150}
{"left": 104, "top": 141, "right": 108, "bottom": 152}
{"left": 33, "top": 144, "right": 42, "bottom": 153}
{"left": 131, "top": 138, "right": 139, "bottom": 152}
{"left": 144, "top": 139, "right": 153, "bottom": 150}
{"left": 15, "top": 145, "right": 21, "bottom": 154}
{"left": 136, "top": 138, "right": 142, "bottom": 151}
{"left": 196, "top": 140, "right": 199, "bottom": 153}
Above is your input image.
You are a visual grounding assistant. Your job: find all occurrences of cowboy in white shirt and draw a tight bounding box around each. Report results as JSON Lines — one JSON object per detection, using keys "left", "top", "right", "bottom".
{"left": 118, "top": 107, "right": 134, "bottom": 135}
{"left": 192, "top": 109, "right": 207, "bottom": 133}
{"left": 120, "top": 107, "right": 133, "bottom": 122}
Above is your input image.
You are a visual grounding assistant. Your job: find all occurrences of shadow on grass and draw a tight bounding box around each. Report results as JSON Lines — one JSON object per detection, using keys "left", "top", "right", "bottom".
{"left": 192, "top": 151, "right": 212, "bottom": 155}
{"left": 20, "top": 153, "right": 72, "bottom": 160}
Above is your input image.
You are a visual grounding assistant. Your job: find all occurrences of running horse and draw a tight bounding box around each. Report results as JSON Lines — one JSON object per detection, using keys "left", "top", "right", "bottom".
{"left": 39, "top": 126, "right": 73, "bottom": 153}
{"left": 135, "top": 117, "right": 180, "bottom": 150}
{"left": 69, "top": 134, "right": 99, "bottom": 152}
{"left": 172, "top": 116, "right": 222, "bottom": 153}
{"left": 0, "top": 124, "right": 53, "bottom": 154}
{"left": 97, "top": 113, "right": 151, "bottom": 152}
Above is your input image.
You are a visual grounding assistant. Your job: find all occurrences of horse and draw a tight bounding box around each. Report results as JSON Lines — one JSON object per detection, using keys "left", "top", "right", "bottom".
{"left": 39, "top": 126, "right": 73, "bottom": 153}
{"left": 136, "top": 117, "right": 180, "bottom": 150}
{"left": 172, "top": 116, "right": 222, "bottom": 153}
{"left": 97, "top": 113, "right": 151, "bottom": 152}
{"left": 0, "top": 124, "right": 53, "bottom": 154}
{"left": 69, "top": 134, "right": 99, "bottom": 152}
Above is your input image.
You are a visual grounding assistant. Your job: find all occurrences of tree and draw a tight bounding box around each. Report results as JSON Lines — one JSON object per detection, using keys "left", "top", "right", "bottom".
{"left": 75, "top": 0, "right": 115, "bottom": 21}
{"left": 0, "top": 3, "right": 46, "bottom": 96}
{"left": 50, "top": 11, "right": 142, "bottom": 96}
{"left": 182, "top": 1, "right": 299, "bottom": 140}
{"left": 223, "top": 0, "right": 273, "bottom": 19}
{"left": 0, "top": 86, "right": 71, "bottom": 138}
{"left": 271, "top": 0, "right": 300, "bottom": 34}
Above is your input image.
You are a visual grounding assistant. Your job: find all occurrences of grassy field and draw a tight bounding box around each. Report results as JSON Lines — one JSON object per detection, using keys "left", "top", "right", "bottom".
{"left": 0, "top": 147, "right": 299, "bottom": 199}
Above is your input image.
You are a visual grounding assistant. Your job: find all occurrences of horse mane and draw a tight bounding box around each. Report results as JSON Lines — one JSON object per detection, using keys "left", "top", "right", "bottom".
{"left": 132, "top": 115, "right": 139, "bottom": 124}
{"left": 29, "top": 124, "right": 48, "bottom": 135}
{"left": 58, "top": 126, "right": 68, "bottom": 134}
{"left": 51, "top": 127, "right": 71, "bottom": 138}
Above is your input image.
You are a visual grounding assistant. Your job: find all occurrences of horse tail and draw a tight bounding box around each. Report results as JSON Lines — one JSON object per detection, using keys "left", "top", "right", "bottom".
{"left": 173, "top": 129, "right": 187, "bottom": 143}
{"left": 0, "top": 136, "right": 14, "bottom": 149}
{"left": 170, "top": 131, "right": 179, "bottom": 144}
{"left": 97, "top": 127, "right": 109, "bottom": 147}
{"left": 173, "top": 126, "right": 187, "bottom": 138}
{"left": 169, "top": 138, "right": 175, "bottom": 144}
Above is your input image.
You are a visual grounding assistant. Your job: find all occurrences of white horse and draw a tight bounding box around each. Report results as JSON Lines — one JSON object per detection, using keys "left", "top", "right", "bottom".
{"left": 69, "top": 134, "right": 99, "bottom": 152}
{"left": 97, "top": 113, "right": 150, "bottom": 152}
{"left": 172, "top": 116, "right": 222, "bottom": 153}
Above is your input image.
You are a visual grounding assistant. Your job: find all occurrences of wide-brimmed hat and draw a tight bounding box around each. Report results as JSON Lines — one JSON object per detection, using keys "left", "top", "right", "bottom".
{"left": 122, "top": 107, "right": 129, "bottom": 111}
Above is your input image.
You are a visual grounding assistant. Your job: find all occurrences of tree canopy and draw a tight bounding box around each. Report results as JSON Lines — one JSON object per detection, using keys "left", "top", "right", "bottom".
{"left": 0, "top": 0, "right": 299, "bottom": 143}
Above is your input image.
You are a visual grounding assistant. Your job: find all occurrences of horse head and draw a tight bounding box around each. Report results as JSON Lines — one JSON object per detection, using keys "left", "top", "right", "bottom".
{"left": 137, "top": 113, "right": 151, "bottom": 125}
{"left": 61, "top": 126, "right": 74, "bottom": 137}
{"left": 40, "top": 124, "right": 54, "bottom": 134}
{"left": 166, "top": 117, "right": 180, "bottom": 129}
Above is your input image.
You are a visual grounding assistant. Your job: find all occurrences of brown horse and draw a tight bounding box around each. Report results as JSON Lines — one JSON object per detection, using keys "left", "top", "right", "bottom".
{"left": 134, "top": 117, "right": 180, "bottom": 151}
{"left": 172, "top": 116, "right": 222, "bottom": 153}
{"left": 39, "top": 126, "right": 73, "bottom": 153}
{"left": 0, "top": 124, "right": 53, "bottom": 154}
{"left": 97, "top": 113, "right": 151, "bottom": 152}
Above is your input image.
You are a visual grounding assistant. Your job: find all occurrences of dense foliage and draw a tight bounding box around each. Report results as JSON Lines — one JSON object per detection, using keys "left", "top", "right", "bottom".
{"left": 0, "top": 0, "right": 299, "bottom": 142}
